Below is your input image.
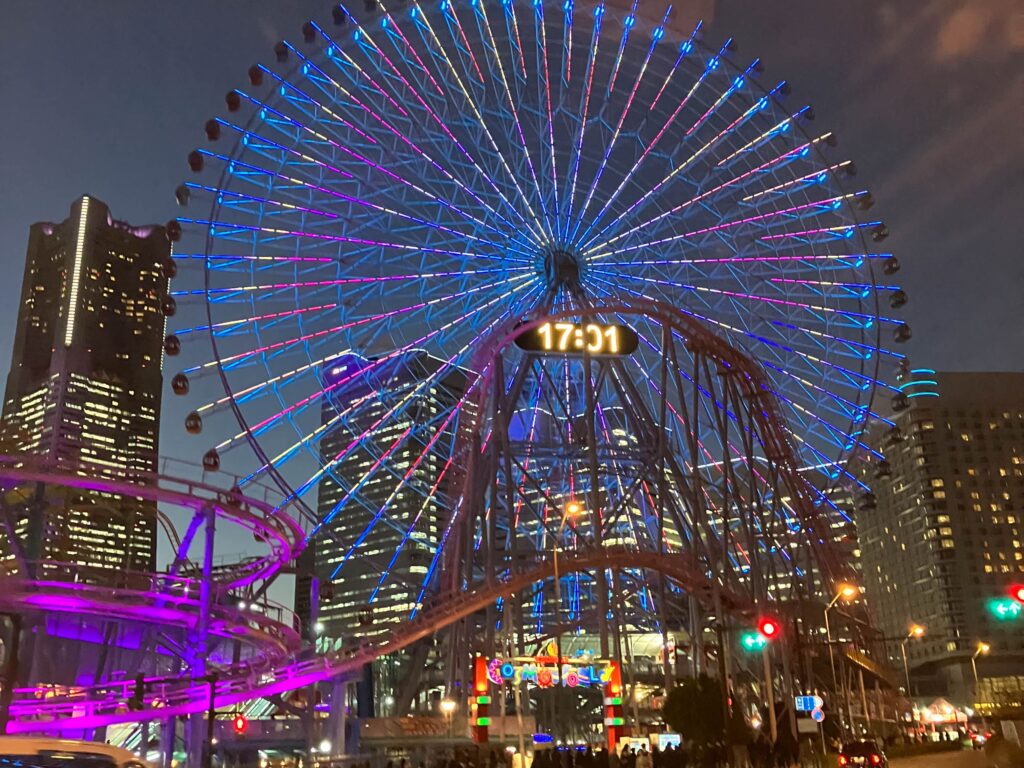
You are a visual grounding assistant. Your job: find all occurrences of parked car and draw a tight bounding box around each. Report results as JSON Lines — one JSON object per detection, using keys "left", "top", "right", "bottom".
{"left": 0, "top": 737, "right": 151, "bottom": 767}
{"left": 838, "top": 740, "right": 888, "bottom": 767}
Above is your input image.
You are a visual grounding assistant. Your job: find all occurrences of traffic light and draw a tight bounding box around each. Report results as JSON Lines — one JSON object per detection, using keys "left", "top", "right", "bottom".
{"left": 1009, "top": 585, "right": 1024, "bottom": 604}
{"left": 988, "top": 598, "right": 1022, "bottom": 622}
{"left": 757, "top": 617, "right": 781, "bottom": 640}
{"left": 232, "top": 714, "right": 248, "bottom": 735}
{"left": 740, "top": 631, "right": 768, "bottom": 653}
{"left": 128, "top": 674, "right": 145, "bottom": 711}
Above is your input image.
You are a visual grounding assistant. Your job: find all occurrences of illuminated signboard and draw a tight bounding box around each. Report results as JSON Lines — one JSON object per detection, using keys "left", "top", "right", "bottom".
{"left": 486, "top": 656, "right": 613, "bottom": 688}
{"left": 514, "top": 322, "right": 639, "bottom": 357}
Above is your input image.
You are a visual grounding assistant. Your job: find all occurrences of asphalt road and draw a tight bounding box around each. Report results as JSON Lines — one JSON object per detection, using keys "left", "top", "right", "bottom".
{"left": 889, "top": 749, "right": 994, "bottom": 767}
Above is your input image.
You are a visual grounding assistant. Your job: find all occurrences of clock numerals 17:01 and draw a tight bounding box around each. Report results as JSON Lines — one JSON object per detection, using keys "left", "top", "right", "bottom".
{"left": 515, "top": 322, "right": 638, "bottom": 356}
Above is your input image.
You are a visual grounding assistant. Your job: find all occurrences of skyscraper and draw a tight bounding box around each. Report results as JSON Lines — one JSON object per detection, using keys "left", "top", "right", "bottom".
{"left": 857, "top": 371, "right": 1024, "bottom": 705}
{"left": 307, "top": 351, "right": 468, "bottom": 642}
{"left": 0, "top": 195, "right": 172, "bottom": 574}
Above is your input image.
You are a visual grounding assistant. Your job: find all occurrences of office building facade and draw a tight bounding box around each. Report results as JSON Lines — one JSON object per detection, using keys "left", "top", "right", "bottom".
{"left": 857, "top": 371, "right": 1024, "bottom": 705}
{"left": 0, "top": 195, "right": 172, "bottom": 574}
{"left": 307, "top": 351, "right": 468, "bottom": 642}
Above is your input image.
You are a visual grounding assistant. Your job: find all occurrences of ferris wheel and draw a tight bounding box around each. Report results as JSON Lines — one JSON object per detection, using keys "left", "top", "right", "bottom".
{"left": 168, "top": 0, "right": 908, "bottom": 629}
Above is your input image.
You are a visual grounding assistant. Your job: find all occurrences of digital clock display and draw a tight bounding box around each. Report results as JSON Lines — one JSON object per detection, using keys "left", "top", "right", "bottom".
{"left": 514, "top": 322, "right": 639, "bottom": 356}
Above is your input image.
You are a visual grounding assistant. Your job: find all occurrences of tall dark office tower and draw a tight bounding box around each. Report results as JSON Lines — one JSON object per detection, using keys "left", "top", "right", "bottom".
{"left": 0, "top": 195, "right": 172, "bottom": 574}
{"left": 307, "top": 351, "right": 468, "bottom": 646}
{"left": 857, "top": 371, "right": 1024, "bottom": 706}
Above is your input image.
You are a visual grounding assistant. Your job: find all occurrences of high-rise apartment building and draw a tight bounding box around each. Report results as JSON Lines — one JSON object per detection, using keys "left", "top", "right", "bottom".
{"left": 0, "top": 195, "right": 172, "bottom": 574}
{"left": 307, "top": 351, "right": 468, "bottom": 642}
{"left": 857, "top": 371, "right": 1024, "bottom": 704}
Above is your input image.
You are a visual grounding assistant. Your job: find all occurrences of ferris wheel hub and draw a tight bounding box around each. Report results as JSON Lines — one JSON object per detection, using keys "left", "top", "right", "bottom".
{"left": 541, "top": 247, "right": 585, "bottom": 290}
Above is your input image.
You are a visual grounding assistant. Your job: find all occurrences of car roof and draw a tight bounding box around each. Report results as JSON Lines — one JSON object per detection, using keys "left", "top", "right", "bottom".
{"left": 841, "top": 740, "right": 881, "bottom": 752}
{"left": 0, "top": 736, "right": 139, "bottom": 759}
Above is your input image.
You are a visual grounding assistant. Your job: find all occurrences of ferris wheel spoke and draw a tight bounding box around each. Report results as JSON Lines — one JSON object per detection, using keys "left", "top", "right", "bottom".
{"left": 469, "top": 0, "right": 550, "bottom": 236}
{"left": 581, "top": 280, "right": 884, "bottom": 479}
{"left": 565, "top": 4, "right": 670, "bottom": 244}
{"left": 184, "top": 274, "right": 534, "bottom": 382}
{"left": 588, "top": 267, "right": 886, "bottom": 331}
{"left": 578, "top": 72, "right": 787, "bottom": 252}
{"left": 368, "top": 451, "right": 458, "bottom": 606}
{"left": 716, "top": 106, "right": 814, "bottom": 170}
{"left": 741, "top": 160, "right": 857, "bottom": 205}
{"left": 174, "top": 302, "right": 337, "bottom": 339}
{"left": 529, "top": 0, "right": 560, "bottom": 235}
{"left": 585, "top": 134, "right": 846, "bottom": 258}
{"left": 317, "top": 378, "right": 479, "bottom": 558}
{"left": 175, "top": 215, "right": 523, "bottom": 266}
{"left": 295, "top": 31, "right": 533, "bottom": 241}
{"left": 765, "top": 318, "right": 904, "bottom": 364}
{"left": 174, "top": 267, "right": 526, "bottom": 299}
{"left": 574, "top": 37, "right": 744, "bottom": 249}
{"left": 334, "top": 10, "right": 550, "bottom": 245}
{"left": 446, "top": 0, "right": 557, "bottom": 242}
{"left": 560, "top": 1, "right": 605, "bottom": 243}
{"left": 263, "top": 283, "right": 539, "bottom": 499}
{"left": 189, "top": 122, "right": 521, "bottom": 253}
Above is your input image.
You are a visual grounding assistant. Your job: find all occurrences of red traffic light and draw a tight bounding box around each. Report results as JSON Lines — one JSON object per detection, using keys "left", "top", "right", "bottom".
{"left": 232, "top": 714, "right": 248, "bottom": 735}
{"left": 1010, "top": 585, "right": 1024, "bottom": 604}
{"left": 758, "top": 617, "right": 781, "bottom": 640}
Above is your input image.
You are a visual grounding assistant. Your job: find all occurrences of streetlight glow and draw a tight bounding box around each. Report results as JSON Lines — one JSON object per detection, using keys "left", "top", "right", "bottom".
{"left": 440, "top": 699, "right": 456, "bottom": 714}
{"left": 909, "top": 624, "right": 925, "bottom": 638}
{"left": 565, "top": 500, "right": 583, "bottom": 517}
{"left": 978, "top": 642, "right": 990, "bottom": 655}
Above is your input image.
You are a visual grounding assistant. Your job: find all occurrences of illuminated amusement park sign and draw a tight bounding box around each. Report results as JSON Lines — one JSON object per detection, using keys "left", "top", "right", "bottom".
{"left": 486, "top": 656, "right": 614, "bottom": 688}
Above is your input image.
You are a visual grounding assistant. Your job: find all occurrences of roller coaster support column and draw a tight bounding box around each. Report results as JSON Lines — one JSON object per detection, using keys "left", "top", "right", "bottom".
{"left": 326, "top": 678, "right": 347, "bottom": 758}
{"left": 0, "top": 614, "right": 21, "bottom": 734}
{"left": 471, "top": 655, "right": 490, "bottom": 743}
{"left": 160, "top": 718, "right": 175, "bottom": 768}
{"left": 185, "top": 503, "right": 216, "bottom": 768}
{"left": 583, "top": 353, "right": 610, "bottom": 660}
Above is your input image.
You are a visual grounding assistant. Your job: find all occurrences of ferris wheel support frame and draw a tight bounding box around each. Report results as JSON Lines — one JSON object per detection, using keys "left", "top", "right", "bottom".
{"left": 435, "top": 300, "right": 850, "bottom": 735}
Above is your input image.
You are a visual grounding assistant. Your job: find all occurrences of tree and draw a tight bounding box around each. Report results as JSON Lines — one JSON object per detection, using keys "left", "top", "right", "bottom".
{"left": 662, "top": 675, "right": 726, "bottom": 750}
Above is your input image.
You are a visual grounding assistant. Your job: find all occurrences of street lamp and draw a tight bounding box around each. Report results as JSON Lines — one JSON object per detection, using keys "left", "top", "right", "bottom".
{"left": 971, "top": 642, "right": 990, "bottom": 691}
{"left": 440, "top": 698, "right": 456, "bottom": 738}
{"left": 552, "top": 500, "right": 582, "bottom": 686}
{"left": 824, "top": 583, "right": 859, "bottom": 735}
{"left": 901, "top": 625, "right": 925, "bottom": 699}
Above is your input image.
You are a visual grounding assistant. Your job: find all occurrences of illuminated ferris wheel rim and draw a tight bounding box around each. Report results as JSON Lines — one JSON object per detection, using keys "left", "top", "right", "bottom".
{"left": 170, "top": 0, "right": 906, "bottom": 532}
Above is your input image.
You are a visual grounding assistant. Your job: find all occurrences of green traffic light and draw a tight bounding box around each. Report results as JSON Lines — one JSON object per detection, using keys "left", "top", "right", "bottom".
{"left": 988, "top": 598, "right": 1022, "bottom": 621}
{"left": 741, "top": 631, "right": 768, "bottom": 652}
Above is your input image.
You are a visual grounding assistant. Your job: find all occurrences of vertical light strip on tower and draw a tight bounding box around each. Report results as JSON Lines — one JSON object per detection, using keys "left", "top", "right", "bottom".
{"left": 64, "top": 196, "right": 90, "bottom": 347}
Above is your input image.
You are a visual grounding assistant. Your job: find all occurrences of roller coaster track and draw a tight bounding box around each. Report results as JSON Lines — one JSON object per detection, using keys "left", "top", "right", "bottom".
{"left": 7, "top": 546, "right": 749, "bottom": 733}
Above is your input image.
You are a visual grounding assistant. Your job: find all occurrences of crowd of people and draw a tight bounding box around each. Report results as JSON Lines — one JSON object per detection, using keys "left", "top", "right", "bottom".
{"left": 381, "top": 736, "right": 814, "bottom": 768}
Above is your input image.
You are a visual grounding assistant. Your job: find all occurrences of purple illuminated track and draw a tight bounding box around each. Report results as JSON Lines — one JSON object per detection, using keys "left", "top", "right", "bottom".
{"left": 0, "top": 459, "right": 303, "bottom": 733}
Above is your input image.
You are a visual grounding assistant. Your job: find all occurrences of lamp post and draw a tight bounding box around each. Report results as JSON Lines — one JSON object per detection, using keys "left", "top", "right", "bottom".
{"left": 824, "top": 583, "right": 858, "bottom": 735}
{"left": 971, "top": 641, "right": 990, "bottom": 695}
{"left": 900, "top": 625, "right": 925, "bottom": 705}
{"left": 552, "top": 500, "right": 581, "bottom": 691}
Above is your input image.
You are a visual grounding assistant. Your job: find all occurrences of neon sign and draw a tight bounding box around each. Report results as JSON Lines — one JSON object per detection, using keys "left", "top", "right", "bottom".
{"left": 485, "top": 656, "right": 613, "bottom": 688}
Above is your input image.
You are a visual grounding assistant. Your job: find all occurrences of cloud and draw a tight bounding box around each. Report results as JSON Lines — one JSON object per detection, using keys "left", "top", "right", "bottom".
{"left": 933, "top": 0, "right": 1023, "bottom": 62}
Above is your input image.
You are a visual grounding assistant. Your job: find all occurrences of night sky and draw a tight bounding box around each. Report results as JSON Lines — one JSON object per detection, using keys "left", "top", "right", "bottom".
{"left": 1, "top": 1, "right": 1021, "bottom": 571}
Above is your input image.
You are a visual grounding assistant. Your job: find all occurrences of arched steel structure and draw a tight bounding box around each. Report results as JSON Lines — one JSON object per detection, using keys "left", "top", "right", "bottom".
{"left": 439, "top": 302, "right": 849, "bottom": 687}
